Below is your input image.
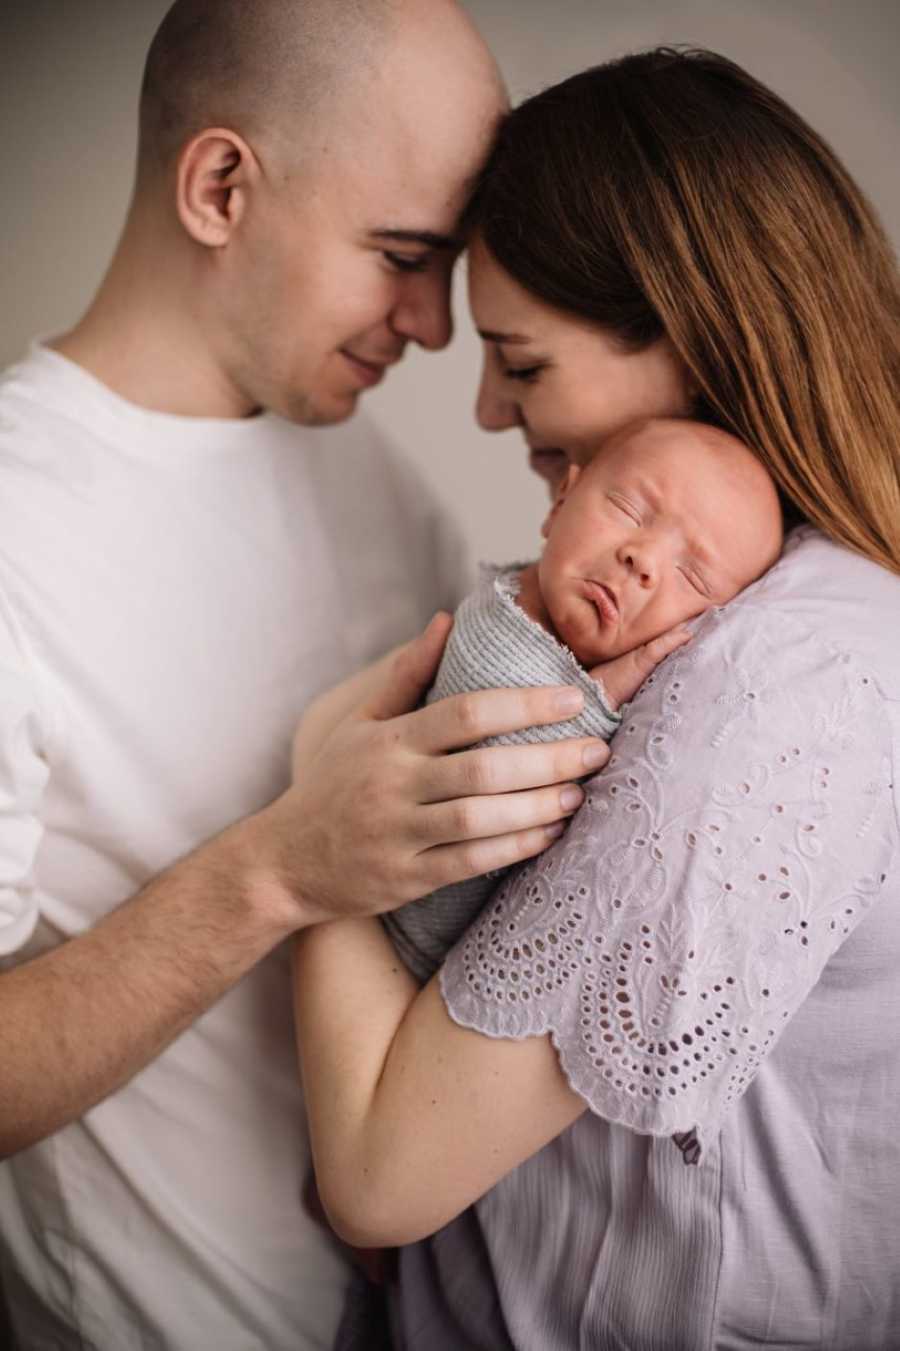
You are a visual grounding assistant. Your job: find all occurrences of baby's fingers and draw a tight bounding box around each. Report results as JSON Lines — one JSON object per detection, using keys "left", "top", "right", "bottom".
{"left": 592, "top": 627, "right": 691, "bottom": 709}
{"left": 640, "top": 626, "right": 693, "bottom": 668}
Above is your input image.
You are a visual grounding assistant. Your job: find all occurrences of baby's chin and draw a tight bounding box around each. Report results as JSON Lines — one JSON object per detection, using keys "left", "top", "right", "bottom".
{"left": 557, "top": 625, "right": 629, "bottom": 671}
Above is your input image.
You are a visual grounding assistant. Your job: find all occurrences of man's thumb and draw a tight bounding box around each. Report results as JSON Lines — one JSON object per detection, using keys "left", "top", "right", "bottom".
{"left": 363, "top": 612, "right": 453, "bottom": 722}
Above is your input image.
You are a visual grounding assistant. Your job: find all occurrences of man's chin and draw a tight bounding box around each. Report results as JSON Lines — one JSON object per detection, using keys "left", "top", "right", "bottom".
{"left": 280, "top": 388, "right": 361, "bottom": 428}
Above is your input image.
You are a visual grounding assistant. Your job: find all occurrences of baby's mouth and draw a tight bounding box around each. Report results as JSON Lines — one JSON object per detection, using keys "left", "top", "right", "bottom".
{"left": 583, "top": 580, "right": 620, "bottom": 627}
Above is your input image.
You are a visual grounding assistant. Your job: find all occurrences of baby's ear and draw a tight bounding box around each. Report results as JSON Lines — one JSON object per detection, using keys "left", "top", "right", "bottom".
{"left": 541, "top": 464, "right": 581, "bottom": 539}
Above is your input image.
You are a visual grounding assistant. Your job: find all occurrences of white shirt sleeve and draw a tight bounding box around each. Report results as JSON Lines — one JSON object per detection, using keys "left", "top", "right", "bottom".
{"left": 440, "top": 590, "right": 898, "bottom": 1157}
{"left": 0, "top": 587, "right": 51, "bottom": 956}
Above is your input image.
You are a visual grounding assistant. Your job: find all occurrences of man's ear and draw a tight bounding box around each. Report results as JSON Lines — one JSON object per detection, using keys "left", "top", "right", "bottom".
{"left": 540, "top": 463, "right": 581, "bottom": 539}
{"left": 176, "top": 128, "right": 260, "bottom": 247}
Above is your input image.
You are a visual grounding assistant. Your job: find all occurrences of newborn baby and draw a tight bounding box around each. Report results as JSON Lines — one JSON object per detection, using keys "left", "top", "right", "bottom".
{"left": 384, "top": 416, "right": 784, "bottom": 980}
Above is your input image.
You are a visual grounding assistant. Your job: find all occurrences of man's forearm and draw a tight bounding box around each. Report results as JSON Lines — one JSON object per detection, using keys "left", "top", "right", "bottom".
{"left": 0, "top": 622, "right": 603, "bottom": 1156}
{"left": 0, "top": 810, "right": 303, "bottom": 1158}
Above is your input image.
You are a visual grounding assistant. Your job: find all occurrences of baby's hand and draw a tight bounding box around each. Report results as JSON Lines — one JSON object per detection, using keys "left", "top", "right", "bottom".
{"left": 590, "top": 626, "right": 691, "bottom": 711}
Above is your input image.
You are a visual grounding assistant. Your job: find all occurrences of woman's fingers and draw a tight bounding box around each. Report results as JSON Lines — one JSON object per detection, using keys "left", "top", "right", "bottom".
{"left": 417, "top": 736, "right": 608, "bottom": 804}
{"left": 415, "top": 781, "right": 585, "bottom": 849}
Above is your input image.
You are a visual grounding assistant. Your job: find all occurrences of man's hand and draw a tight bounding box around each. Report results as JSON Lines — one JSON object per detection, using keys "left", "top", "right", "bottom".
{"left": 590, "top": 625, "right": 691, "bottom": 710}
{"left": 263, "top": 614, "right": 610, "bottom": 925}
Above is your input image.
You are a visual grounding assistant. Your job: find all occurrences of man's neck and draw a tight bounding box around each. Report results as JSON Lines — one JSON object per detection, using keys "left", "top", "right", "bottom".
{"left": 51, "top": 217, "right": 256, "bottom": 420}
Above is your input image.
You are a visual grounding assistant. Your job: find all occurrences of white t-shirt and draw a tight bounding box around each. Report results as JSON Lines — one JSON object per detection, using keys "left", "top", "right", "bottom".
{"left": 0, "top": 343, "right": 468, "bottom": 1351}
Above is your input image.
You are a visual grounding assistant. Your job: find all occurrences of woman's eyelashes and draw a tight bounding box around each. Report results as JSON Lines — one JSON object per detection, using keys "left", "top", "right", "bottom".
{"left": 502, "top": 363, "right": 546, "bottom": 384}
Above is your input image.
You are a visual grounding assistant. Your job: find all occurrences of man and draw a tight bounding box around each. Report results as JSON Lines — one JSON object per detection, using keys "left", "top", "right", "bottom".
{"left": 0, "top": 2, "right": 603, "bottom": 1347}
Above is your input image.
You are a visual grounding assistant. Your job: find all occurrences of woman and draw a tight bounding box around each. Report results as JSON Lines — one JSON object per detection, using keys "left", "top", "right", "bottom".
{"left": 293, "top": 49, "right": 900, "bottom": 1348}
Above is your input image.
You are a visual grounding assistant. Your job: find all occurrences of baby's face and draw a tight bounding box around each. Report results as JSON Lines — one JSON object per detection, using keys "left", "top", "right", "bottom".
{"left": 538, "top": 419, "right": 783, "bottom": 665}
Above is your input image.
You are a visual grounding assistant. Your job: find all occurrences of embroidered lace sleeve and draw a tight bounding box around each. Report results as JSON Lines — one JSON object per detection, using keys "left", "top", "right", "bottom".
{"left": 440, "top": 597, "right": 897, "bottom": 1156}
{"left": 0, "top": 588, "right": 51, "bottom": 956}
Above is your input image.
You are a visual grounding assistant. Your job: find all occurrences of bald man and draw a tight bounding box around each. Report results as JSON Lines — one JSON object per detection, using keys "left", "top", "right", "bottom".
{"left": 0, "top": 3, "right": 605, "bottom": 1348}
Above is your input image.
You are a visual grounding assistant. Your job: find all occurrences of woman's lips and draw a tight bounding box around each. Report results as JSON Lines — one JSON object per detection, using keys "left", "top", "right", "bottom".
{"left": 583, "top": 579, "right": 619, "bottom": 627}
{"left": 528, "top": 447, "right": 569, "bottom": 482}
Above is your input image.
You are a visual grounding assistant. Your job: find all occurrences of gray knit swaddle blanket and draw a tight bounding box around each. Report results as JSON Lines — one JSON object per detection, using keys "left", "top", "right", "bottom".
{"left": 382, "top": 564, "right": 621, "bottom": 982}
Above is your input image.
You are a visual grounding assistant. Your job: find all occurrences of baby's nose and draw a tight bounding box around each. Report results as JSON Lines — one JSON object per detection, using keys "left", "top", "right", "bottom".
{"left": 619, "top": 544, "right": 657, "bottom": 585}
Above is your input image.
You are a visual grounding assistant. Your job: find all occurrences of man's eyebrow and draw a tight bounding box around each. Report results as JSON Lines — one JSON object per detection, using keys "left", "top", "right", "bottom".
{"left": 476, "top": 328, "right": 532, "bottom": 345}
{"left": 370, "top": 228, "right": 464, "bottom": 251}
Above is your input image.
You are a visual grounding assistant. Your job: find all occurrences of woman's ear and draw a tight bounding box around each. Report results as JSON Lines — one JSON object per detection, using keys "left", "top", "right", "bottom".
{"left": 176, "top": 128, "right": 260, "bottom": 247}
{"left": 541, "top": 463, "right": 581, "bottom": 539}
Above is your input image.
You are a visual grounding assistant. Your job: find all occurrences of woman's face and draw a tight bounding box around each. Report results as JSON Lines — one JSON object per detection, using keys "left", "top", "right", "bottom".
{"left": 467, "top": 235, "right": 695, "bottom": 493}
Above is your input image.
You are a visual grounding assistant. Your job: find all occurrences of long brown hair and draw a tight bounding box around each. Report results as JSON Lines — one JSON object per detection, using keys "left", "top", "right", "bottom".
{"left": 467, "top": 48, "right": 900, "bottom": 574}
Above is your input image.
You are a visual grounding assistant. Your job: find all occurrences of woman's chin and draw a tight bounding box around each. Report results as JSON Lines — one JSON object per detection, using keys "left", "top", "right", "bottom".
{"left": 528, "top": 448, "right": 571, "bottom": 493}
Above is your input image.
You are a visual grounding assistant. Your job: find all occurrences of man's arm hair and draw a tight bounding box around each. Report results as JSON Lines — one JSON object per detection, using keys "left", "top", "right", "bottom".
{"left": 0, "top": 814, "right": 296, "bottom": 1158}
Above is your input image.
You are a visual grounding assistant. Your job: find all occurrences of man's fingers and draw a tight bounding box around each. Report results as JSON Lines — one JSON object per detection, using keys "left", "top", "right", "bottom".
{"left": 415, "top": 782, "right": 585, "bottom": 848}
{"left": 417, "top": 736, "right": 608, "bottom": 803}
{"left": 418, "top": 822, "right": 568, "bottom": 890}
{"left": 361, "top": 613, "right": 454, "bottom": 723}
{"left": 411, "top": 684, "right": 586, "bottom": 755}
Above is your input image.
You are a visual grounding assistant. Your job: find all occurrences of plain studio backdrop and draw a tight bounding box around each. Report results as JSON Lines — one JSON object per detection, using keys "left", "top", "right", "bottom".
{"left": 1, "top": 1, "right": 898, "bottom": 564}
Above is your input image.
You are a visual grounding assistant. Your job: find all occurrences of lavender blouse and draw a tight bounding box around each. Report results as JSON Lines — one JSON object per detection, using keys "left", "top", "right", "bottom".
{"left": 392, "top": 527, "right": 900, "bottom": 1350}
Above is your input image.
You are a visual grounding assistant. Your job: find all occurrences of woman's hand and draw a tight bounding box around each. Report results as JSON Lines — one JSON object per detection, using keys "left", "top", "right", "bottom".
{"left": 265, "top": 614, "right": 610, "bottom": 927}
{"left": 590, "top": 625, "right": 691, "bottom": 710}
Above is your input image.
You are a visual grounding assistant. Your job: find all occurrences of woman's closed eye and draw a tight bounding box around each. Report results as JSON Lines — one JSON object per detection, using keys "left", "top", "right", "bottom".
{"left": 502, "top": 363, "right": 546, "bottom": 384}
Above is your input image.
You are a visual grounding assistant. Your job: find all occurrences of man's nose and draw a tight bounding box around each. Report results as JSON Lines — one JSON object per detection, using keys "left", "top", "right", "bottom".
{"left": 390, "top": 272, "right": 454, "bottom": 352}
{"left": 475, "top": 362, "right": 518, "bottom": 432}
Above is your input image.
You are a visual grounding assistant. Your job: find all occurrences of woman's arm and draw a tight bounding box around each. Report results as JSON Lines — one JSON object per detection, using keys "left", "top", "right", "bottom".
{"left": 292, "top": 917, "right": 584, "bottom": 1247}
{"left": 290, "top": 617, "right": 691, "bottom": 1244}
{"left": 291, "top": 623, "right": 589, "bottom": 1245}
{"left": 293, "top": 562, "right": 898, "bottom": 1254}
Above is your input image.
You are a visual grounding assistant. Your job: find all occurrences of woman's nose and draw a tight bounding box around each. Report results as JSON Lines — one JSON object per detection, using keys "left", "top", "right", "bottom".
{"left": 475, "top": 366, "right": 518, "bottom": 432}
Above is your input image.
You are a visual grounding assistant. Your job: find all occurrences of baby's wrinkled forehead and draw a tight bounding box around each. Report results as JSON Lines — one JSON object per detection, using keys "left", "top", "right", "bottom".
{"left": 583, "top": 417, "right": 784, "bottom": 585}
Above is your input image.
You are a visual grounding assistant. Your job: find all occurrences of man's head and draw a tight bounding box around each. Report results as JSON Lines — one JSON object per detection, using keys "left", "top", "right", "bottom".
{"left": 132, "top": 0, "right": 505, "bottom": 423}
{"left": 537, "top": 418, "right": 784, "bottom": 664}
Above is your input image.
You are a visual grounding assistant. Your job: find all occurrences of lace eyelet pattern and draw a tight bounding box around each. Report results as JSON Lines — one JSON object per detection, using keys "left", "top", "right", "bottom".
{"left": 442, "top": 600, "right": 897, "bottom": 1160}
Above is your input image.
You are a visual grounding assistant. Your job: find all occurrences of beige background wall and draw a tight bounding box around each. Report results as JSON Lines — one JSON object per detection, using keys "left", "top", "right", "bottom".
{"left": 2, "top": 1, "right": 898, "bottom": 563}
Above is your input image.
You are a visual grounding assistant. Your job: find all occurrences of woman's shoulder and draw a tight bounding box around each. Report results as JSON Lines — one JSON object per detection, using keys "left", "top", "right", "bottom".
{"left": 708, "top": 526, "right": 900, "bottom": 702}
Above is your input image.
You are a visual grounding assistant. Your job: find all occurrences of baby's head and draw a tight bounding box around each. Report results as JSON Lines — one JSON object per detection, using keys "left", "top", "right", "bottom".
{"left": 538, "top": 417, "right": 783, "bottom": 665}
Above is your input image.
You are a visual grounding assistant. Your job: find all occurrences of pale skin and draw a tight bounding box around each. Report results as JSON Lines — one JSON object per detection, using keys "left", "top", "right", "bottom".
{"left": 519, "top": 417, "right": 784, "bottom": 671}
{"left": 292, "top": 620, "right": 589, "bottom": 1248}
{"left": 293, "top": 462, "right": 782, "bottom": 1246}
{"left": 291, "top": 253, "right": 784, "bottom": 1250}
{"left": 0, "top": 3, "right": 607, "bottom": 1159}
